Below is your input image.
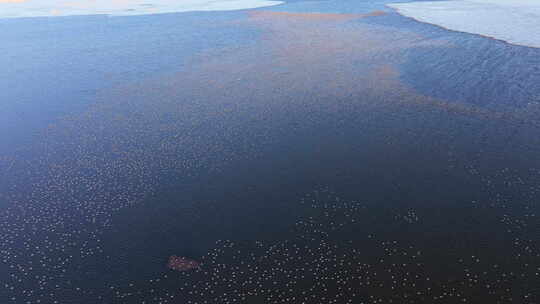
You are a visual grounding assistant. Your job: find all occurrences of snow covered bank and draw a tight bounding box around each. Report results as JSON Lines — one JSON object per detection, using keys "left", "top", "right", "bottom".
{"left": 0, "top": 0, "right": 284, "bottom": 18}
{"left": 388, "top": 0, "right": 540, "bottom": 48}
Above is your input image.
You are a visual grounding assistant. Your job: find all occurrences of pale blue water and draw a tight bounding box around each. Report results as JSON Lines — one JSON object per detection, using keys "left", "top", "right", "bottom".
{"left": 0, "top": 12, "right": 261, "bottom": 153}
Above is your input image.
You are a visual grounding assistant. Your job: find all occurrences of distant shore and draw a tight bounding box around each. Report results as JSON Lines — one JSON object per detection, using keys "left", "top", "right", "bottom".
{"left": 0, "top": 0, "right": 284, "bottom": 19}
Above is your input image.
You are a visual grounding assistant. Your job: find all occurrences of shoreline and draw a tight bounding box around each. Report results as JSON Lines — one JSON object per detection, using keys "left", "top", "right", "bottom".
{"left": 387, "top": 2, "right": 540, "bottom": 49}
{"left": 0, "top": 0, "right": 285, "bottom": 19}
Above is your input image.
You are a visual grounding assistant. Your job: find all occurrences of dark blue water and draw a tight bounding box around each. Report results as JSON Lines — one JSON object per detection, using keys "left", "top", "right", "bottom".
{"left": 1, "top": 0, "right": 540, "bottom": 303}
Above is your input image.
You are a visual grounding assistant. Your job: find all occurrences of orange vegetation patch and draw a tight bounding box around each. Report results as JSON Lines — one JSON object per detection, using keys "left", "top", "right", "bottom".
{"left": 248, "top": 10, "right": 386, "bottom": 22}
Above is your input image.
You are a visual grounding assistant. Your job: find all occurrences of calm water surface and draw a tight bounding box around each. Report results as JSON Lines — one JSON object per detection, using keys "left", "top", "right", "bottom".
{"left": 1, "top": 0, "right": 539, "bottom": 303}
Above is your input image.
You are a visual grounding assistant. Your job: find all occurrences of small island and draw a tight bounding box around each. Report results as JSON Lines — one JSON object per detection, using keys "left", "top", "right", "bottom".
{"left": 167, "top": 255, "right": 200, "bottom": 272}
